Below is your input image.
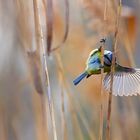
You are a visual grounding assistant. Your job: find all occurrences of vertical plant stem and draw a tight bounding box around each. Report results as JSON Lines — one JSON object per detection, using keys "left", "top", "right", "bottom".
{"left": 106, "top": 1, "right": 122, "bottom": 140}
{"left": 39, "top": 93, "right": 49, "bottom": 139}
{"left": 0, "top": 106, "right": 7, "bottom": 140}
{"left": 62, "top": 0, "right": 69, "bottom": 43}
{"left": 99, "top": 43, "right": 104, "bottom": 140}
{"left": 51, "top": 0, "right": 69, "bottom": 52}
{"left": 33, "top": 0, "right": 49, "bottom": 140}
{"left": 103, "top": 0, "right": 108, "bottom": 21}
{"left": 57, "top": 53, "right": 67, "bottom": 140}
{"left": 33, "top": 0, "right": 58, "bottom": 140}
{"left": 56, "top": 53, "right": 83, "bottom": 140}
{"left": 99, "top": 0, "right": 108, "bottom": 140}
{"left": 55, "top": 53, "right": 96, "bottom": 140}
{"left": 46, "top": 0, "right": 53, "bottom": 55}
{"left": 60, "top": 88, "right": 67, "bottom": 140}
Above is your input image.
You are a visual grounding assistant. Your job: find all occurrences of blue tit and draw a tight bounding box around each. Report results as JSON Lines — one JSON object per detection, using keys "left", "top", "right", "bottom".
{"left": 73, "top": 47, "right": 140, "bottom": 96}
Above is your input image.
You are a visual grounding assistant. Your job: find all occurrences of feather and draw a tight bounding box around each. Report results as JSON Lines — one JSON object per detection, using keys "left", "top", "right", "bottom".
{"left": 103, "top": 67, "right": 140, "bottom": 96}
{"left": 73, "top": 71, "right": 88, "bottom": 85}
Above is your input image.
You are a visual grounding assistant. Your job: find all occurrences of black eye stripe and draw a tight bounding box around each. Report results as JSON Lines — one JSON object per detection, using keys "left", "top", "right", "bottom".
{"left": 104, "top": 55, "right": 111, "bottom": 63}
{"left": 104, "top": 55, "right": 112, "bottom": 66}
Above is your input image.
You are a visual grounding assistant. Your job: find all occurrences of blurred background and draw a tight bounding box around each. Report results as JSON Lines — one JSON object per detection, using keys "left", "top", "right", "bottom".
{"left": 1, "top": 0, "right": 140, "bottom": 140}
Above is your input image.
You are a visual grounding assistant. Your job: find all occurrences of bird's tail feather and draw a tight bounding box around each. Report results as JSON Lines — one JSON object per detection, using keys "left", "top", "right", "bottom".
{"left": 73, "top": 71, "right": 88, "bottom": 85}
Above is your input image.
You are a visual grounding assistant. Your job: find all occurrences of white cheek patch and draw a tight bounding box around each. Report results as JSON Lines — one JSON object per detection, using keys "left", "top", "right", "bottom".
{"left": 104, "top": 50, "right": 112, "bottom": 66}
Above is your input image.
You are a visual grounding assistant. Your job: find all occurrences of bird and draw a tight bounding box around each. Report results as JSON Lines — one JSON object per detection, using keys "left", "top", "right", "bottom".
{"left": 73, "top": 46, "right": 140, "bottom": 96}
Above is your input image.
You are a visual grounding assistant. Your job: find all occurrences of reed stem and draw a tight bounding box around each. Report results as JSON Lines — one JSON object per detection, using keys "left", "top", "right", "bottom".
{"left": 99, "top": 0, "right": 108, "bottom": 139}
{"left": 106, "top": 1, "right": 122, "bottom": 140}
{"left": 33, "top": 0, "right": 58, "bottom": 139}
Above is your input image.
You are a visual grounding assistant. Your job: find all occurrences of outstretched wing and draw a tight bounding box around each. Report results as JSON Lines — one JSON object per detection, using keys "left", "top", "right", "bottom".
{"left": 103, "top": 69, "right": 140, "bottom": 96}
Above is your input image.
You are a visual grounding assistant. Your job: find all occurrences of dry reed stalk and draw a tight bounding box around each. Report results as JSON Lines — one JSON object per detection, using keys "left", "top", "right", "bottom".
{"left": 27, "top": 52, "right": 44, "bottom": 94}
{"left": 60, "top": 89, "right": 67, "bottom": 140}
{"left": 103, "top": 0, "right": 108, "bottom": 21}
{"left": 33, "top": 0, "right": 57, "bottom": 140}
{"left": 42, "top": 0, "right": 69, "bottom": 138}
{"left": 56, "top": 53, "right": 82, "bottom": 139}
{"left": 43, "top": 0, "right": 69, "bottom": 136}
{"left": 0, "top": 105, "right": 7, "bottom": 140}
{"left": 27, "top": 53, "right": 48, "bottom": 140}
{"left": 56, "top": 54, "right": 67, "bottom": 140}
{"left": 32, "top": 0, "right": 49, "bottom": 139}
{"left": 31, "top": 90, "right": 49, "bottom": 140}
{"left": 99, "top": 1, "right": 108, "bottom": 140}
{"left": 51, "top": 0, "right": 69, "bottom": 52}
{"left": 99, "top": 42, "right": 105, "bottom": 140}
{"left": 72, "top": 113, "right": 85, "bottom": 140}
{"left": 106, "top": 0, "right": 122, "bottom": 140}
{"left": 56, "top": 52, "right": 85, "bottom": 140}
{"left": 62, "top": 0, "right": 69, "bottom": 43}
{"left": 46, "top": 0, "right": 53, "bottom": 55}
{"left": 14, "top": 1, "right": 46, "bottom": 139}
{"left": 55, "top": 52, "right": 96, "bottom": 140}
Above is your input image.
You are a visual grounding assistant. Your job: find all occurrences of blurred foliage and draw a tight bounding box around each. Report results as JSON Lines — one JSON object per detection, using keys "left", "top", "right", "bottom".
{"left": 0, "top": 0, "right": 140, "bottom": 140}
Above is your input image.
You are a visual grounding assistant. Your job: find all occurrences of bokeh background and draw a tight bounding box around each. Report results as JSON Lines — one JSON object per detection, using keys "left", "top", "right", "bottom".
{"left": 1, "top": 0, "right": 140, "bottom": 140}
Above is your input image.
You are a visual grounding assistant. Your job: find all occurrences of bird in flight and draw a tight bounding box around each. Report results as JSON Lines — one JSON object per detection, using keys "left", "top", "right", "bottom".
{"left": 73, "top": 43, "right": 140, "bottom": 96}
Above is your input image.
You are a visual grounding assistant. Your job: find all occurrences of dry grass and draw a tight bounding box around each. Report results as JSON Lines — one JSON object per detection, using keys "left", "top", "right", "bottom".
{"left": 0, "top": 0, "right": 140, "bottom": 140}
{"left": 106, "top": 1, "right": 122, "bottom": 140}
